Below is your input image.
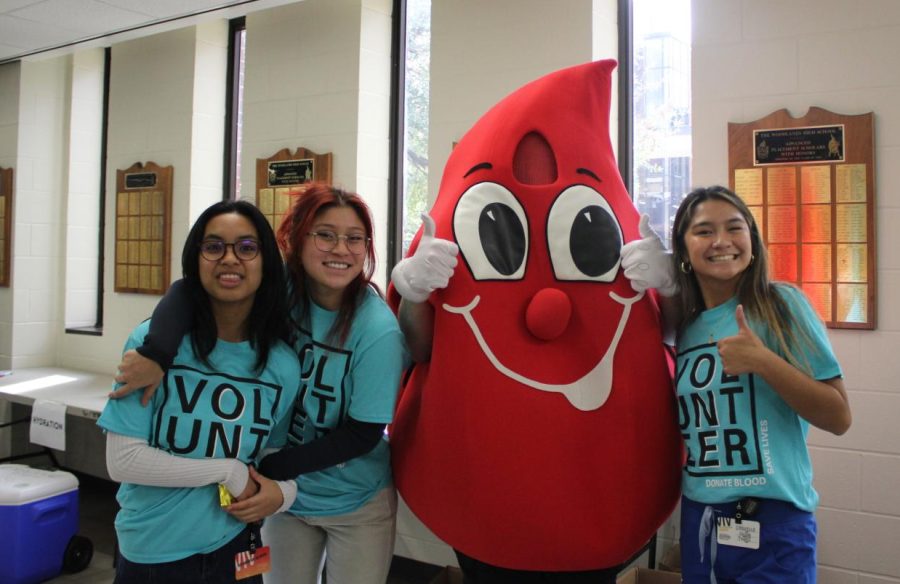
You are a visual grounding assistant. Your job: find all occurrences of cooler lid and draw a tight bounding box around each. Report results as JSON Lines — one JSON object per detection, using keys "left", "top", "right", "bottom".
{"left": 0, "top": 464, "right": 79, "bottom": 505}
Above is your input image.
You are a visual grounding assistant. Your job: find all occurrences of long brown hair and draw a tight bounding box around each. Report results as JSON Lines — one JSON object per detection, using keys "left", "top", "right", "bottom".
{"left": 671, "top": 185, "right": 815, "bottom": 373}
{"left": 277, "top": 183, "right": 380, "bottom": 346}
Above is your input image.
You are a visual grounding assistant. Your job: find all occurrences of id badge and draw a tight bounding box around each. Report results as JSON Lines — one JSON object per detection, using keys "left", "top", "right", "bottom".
{"left": 716, "top": 518, "right": 760, "bottom": 549}
{"left": 235, "top": 545, "right": 271, "bottom": 580}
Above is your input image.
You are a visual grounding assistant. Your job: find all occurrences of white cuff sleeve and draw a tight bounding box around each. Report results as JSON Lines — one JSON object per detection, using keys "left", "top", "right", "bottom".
{"left": 261, "top": 447, "right": 296, "bottom": 513}
{"left": 275, "top": 480, "right": 297, "bottom": 513}
{"left": 105, "top": 431, "right": 249, "bottom": 497}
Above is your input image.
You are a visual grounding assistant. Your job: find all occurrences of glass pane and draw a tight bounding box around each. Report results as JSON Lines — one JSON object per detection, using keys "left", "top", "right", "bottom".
{"left": 402, "top": 0, "right": 431, "bottom": 256}
{"left": 632, "top": 0, "right": 691, "bottom": 248}
{"left": 235, "top": 28, "right": 246, "bottom": 199}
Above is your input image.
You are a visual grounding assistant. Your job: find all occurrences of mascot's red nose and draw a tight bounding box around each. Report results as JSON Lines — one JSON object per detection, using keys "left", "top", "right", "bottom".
{"left": 525, "top": 288, "right": 572, "bottom": 341}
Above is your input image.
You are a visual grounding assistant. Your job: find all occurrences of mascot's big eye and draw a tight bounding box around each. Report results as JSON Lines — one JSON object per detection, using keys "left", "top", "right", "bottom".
{"left": 453, "top": 182, "right": 528, "bottom": 280}
{"left": 547, "top": 185, "right": 622, "bottom": 281}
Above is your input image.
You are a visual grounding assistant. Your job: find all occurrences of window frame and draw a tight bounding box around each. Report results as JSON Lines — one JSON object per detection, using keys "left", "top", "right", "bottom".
{"left": 224, "top": 16, "right": 246, "bottom": 202}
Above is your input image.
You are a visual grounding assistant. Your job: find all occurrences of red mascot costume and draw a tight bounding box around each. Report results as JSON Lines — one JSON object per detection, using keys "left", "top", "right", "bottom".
{"left": 389, "top": 60, "right": 682, "bottom": 573}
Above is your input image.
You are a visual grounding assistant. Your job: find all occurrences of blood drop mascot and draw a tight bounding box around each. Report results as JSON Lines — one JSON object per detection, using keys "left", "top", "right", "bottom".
{"left": 389, "top": 60, "right": 682, "bottom": 571}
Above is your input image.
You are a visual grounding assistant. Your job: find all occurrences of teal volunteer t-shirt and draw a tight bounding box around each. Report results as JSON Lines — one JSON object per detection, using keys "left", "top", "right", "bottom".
{"left": 287, "top": 288, "right": 408, "bottom": 516}
{"left": 676, "top": 285, "right": 841, "bottom": 512}
{"left": 98, "top": 320, "right": 301, "bottom": 563}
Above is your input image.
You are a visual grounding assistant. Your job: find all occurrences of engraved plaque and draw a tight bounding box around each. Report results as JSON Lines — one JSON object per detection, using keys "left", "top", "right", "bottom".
{"left": 256, "top": 148, "right": 333, "bottom": 231}
{"left": 835, "top": 164, "right": 866, "bottom": 202}
{"left": 734, "top": 168, "right": 763, "bottom": 205}
{"left": 800, "top": 205, "right": 831, "bottom": 243}
{"left": 114, "top": 162, "right": 172, "bottom": 294}
{"left": 801, "top": 244, "right": 832, "bottom": 282}
{"left": 766, "top": 166, "right": 797, "bottom": 204}
{"left": 729, "top": 108, "right": 875, "bottom": 328}
{"left": 800, "top": 165, "right": 831, "bottom": 203}
{"left": 835, "top": 204, "right": 866, "bottom": 242}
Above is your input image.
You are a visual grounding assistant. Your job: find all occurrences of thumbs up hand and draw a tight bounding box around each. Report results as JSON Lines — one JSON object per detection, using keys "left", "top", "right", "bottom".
{"left": 391, "top": 213, "right": 459, "bottom": 303}
{"left": 620, "top": 214, "right": 678, "bottom": 297}
{"left": 717, "top": 305, "right": 768, "bottom": 375}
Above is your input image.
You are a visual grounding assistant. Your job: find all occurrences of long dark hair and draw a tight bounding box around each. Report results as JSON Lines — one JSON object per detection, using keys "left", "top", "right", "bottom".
{"left": 276, "top": 183, "right": 379, "bottom": 346}
{"left": 671, "top": 185, "right": 814, "bottom": 372}
{"left": 181, "top": 200, "right": 289, "bottom": 372}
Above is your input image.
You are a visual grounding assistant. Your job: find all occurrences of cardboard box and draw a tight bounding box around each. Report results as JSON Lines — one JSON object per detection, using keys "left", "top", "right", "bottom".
{"left": 657, "top": 543, "right": 681, "bottom": 573}
{"left": 429, "top": 566, "right": 464, "bottom": 584}
{"left": 616, "top": 566, "right": 682, "bottom": 584}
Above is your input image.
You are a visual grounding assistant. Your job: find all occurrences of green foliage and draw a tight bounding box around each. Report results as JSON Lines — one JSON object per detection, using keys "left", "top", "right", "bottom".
{"left": 402, "top": 0, "right": 431, "bottom": 256}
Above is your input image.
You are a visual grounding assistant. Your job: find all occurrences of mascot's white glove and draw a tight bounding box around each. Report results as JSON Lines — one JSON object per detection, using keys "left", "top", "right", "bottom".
{"left": 620, "top": 214, "right": 679, "bottom": 297}
{"left": 391, "top": 213, "right": 459, "bottom": 303}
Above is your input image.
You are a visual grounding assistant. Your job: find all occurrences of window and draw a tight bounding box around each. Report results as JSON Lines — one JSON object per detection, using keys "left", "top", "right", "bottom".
{"left": 392, "top": 0, "right": 689, "bottom": 258}
{"left": 225, "top": 17, "right": 246, "bottom": 201}
{"left": 631, "top": 0, "right": 691, "bottom": 247}
{"left": 397, "top": 0, "right": 431, "bottom": 260}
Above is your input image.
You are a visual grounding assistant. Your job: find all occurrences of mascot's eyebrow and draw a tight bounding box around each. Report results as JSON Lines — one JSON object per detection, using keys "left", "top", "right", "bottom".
{"left": 576, "top": 168, "right": 602, "bottom": 183}
{"left": 464, "top": 162, "right": 493, "bottom": 178}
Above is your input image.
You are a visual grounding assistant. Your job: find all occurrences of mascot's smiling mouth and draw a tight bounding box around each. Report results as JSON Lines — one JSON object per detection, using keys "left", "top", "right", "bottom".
{"left": 442, "top": 290, "right": 644, "bottom": 411}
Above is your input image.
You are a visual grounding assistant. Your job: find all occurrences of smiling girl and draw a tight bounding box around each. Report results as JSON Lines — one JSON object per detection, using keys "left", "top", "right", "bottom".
{"left": 111, "top": 185, "right": 408, "bottom": 584}
{"left": 625, "top": 185, "right": 851, "bottom": 582}
{"left": 99, "top": 201, "right": 300, "bottom": 583}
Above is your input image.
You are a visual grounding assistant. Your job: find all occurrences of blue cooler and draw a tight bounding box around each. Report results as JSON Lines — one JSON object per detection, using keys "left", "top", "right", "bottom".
{"left": 0, "top": 464, "right": 81, "bottom": 584}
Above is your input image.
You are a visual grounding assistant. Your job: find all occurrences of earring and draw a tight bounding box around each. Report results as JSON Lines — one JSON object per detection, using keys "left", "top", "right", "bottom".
{"left": 749, "top": 254, "right": 755, "bottom": 265}
{"left": 680, "top": 261, "right": 692, "bottom": 274}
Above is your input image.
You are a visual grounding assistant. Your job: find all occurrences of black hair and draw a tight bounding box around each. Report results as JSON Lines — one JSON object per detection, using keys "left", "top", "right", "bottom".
{"left": 181, "top": 200, "right": 289, "bottom": 372}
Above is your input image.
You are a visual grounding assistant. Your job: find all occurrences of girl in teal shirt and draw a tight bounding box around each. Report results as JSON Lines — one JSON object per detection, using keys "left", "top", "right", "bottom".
{"left": 622, "top": 185, "right": 851, "bottom": 582}
{"left": 99, "top": 200, "right": 300, "bottom": 583}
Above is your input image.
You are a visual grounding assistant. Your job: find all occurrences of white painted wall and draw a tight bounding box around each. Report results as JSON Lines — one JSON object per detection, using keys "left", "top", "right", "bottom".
{"left": 64, "top": 48, "right": 105, "bottom": 328}
{"left": 10, "top": 57, "right": 70, "bottom": 370}
{"left": 241, "top": 0, "right": 393, "bottom": 284}
{"left": 55, "top": 25, "right": 229, "bottom": 373}
{"left": 691, "top": 1, "right": 900, "bottom": 581}
{"left": 189, "top": 21, "right": 230, "bottom": 222}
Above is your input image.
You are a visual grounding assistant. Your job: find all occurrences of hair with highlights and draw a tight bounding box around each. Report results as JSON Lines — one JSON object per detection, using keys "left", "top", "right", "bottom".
{"left": 671, "top": 185, "right": 815, "bottom": 373}
{"left": 277, "top": 183, "right": 380, "bottom": 346}
{"left": 181, "top": 200, "right": 289, "bottom": 372}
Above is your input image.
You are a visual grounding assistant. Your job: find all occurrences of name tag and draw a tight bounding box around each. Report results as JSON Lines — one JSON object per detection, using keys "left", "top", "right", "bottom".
{"left": 716, "top": 518, "right": 760, "bottom": 549}
{"left": 235, "top": 546, "right": 270, "bottom": 579}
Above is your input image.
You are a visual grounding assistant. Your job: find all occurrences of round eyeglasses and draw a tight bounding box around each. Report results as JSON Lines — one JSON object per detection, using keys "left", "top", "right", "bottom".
{"left": 199, "top": 239, "right": 261, "bottom": 261}
{"left": 307, "top": 231, "right": 370, "bottom": 255}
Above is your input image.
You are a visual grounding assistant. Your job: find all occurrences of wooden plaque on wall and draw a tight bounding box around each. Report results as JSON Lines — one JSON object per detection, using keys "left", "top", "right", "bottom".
{"left": 255, "top": 147, "right": 332, "bottom": 232}
{"left": 114, "top": 162, "right": 173, "bottom": 295}
{"left": 728, "top": 107, "right": 876, "bottom": 329}
{"left": 0, "top": 167, "right": 12, "bottom": 287}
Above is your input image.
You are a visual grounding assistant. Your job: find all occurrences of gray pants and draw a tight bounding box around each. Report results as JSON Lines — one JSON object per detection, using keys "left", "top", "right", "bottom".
{"left": 262, "top": 487, "right": 398, "bottom": 584}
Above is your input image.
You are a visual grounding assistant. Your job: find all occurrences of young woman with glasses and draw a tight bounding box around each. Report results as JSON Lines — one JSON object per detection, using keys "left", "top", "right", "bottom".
{"left": 99, "top": 200, "right": 301, "bottom": 583}
{"left": 110, "top": 184, "right": 408, "bottom": 584}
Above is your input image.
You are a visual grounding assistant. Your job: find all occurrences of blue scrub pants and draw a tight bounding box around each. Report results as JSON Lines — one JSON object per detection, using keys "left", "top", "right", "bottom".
{"left": 680, "top": 496, "right": 817, "bottom": 583}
